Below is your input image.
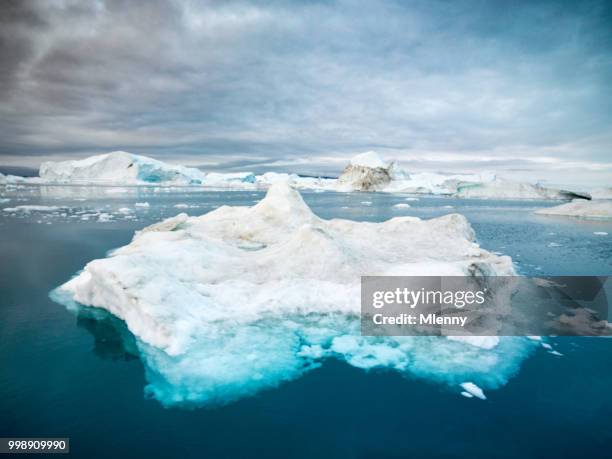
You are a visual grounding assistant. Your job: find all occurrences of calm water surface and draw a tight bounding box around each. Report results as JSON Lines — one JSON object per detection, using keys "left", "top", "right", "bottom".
{"left": 1, "top": 185, "right": 612, "bottom": 458}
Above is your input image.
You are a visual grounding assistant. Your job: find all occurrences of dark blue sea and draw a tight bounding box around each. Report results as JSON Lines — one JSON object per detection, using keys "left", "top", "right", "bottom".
{"left": 1, "top": 185, "right": 612, "bottom": 458}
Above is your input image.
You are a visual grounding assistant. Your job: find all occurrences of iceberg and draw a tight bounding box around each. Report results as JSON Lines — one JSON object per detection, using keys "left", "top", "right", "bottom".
{"left": 255, "top": 172, "right": 336, "bottom": 190}
{"left": 535, "top": 199, "right": 612, "bottom": 220}
{"left": 332, "top": 153, "right": 589, "bottom": 200}
{"left": 2, "top": 149, "right": 592, "bottom": 201}
{"left": 336, "top": 151, "right": 394, "bottom": 191}
{"left": 453, "top": 178, "right": 590, "bottom": 200}
{"left": 52, "top": 183, "right": 537, "bottom": 407}
{"left": 385, "top": 171, "right": 497, "bottom": 195}
{"left": 38, "top": 151, "right": 256, "bottom": 187}
{"left": 39, "top": 151, "right": 207, "bottom": 185}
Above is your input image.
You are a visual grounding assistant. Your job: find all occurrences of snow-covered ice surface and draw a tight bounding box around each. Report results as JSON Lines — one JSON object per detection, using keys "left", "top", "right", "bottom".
{"left": 49, "top": 183, "right": 542, "bottom": 407}
{"left": 535, "top": 199, "right": 612, "bottom": 220}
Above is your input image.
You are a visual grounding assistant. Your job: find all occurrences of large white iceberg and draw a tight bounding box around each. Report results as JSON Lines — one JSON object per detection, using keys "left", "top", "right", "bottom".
{"left": 39, "top": 151, "right": 256, "bottom": 186}
{"left": 52, "top": 183, "right": 537, "bottom": 407}
{"left": 535, "top": 199, "right": 612, "bottom": 219}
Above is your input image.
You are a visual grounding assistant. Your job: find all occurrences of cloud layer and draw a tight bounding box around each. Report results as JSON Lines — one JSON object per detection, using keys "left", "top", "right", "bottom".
{"left": 0, "top": 0, "right": 611, "bottom": 183}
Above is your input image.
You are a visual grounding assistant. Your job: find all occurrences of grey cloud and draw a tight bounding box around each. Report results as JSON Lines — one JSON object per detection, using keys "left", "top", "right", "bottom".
{"left": 0, "top": 0, "right": 611, "bottom": 183}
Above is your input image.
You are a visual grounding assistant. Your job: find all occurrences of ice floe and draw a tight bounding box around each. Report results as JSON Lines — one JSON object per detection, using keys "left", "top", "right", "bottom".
{"left": 51, "top": 183, "right": 538, "bottom": 407}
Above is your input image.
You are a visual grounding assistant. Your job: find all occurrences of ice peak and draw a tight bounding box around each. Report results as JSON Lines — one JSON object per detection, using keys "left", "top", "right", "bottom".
{"left": 253, "top": 182, "right": 314, "bottom": 221}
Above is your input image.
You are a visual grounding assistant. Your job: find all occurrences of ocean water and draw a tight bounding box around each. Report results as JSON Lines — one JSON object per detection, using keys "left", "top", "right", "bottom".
{"left": 1, "top": 185, "right": 612, "bottom": 458}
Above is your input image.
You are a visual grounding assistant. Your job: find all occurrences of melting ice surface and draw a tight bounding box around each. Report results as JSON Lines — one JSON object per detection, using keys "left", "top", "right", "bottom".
{"left": 48, "top": 183, "right": 541, "bottom": 407}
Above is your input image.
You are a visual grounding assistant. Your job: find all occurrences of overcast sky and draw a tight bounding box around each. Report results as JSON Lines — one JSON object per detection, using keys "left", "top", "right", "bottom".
{"left": 0, "top": 0, "right": 611, "bottom": 184}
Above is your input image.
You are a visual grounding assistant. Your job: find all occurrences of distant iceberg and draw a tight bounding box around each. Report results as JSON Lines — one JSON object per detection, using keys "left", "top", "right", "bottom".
{"left": 454, "top": 178, "right": 591, "bottom": 200}
{"left": 331, "top": 152, "right": 589, "bottom": 199}
{"left": 535, "top": 199, "right": 612, "bottom": 220}
{"left": 2, "top": 149, "right": 591, "bottom": 200}
{"left": 38, "top": 151, "right": 256, "bottom": 187}
{"left": 52, "top": 183, "right": 537, "bottom": 407}
{"left": 384, "top": 170, "right": 497, "bottom": 195}
{"left": 39, "top": 151, "right": 203, "bottom": 185}
{"left": 336, "top": 151, "right": 394, "bottom": 191}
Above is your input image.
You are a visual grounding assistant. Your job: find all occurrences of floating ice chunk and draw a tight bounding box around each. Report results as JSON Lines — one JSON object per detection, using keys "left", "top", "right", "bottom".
{"left": 3, "top": 205, "right": 63, "bottom": 212}
{"left": 460, "top": 382, "right": 487, "bottom": 400}
{"left": 393, "top": 203, "right": 411, "bottom": 209}
{"left": 460, "top": 391, "right": 474, "bottom": 398}
{"left": 174, "top": 203, "right": 189, "bottom": 209}
{"left": 535, "top": 200, "right": 612, "bottom": 220}
{"left": 135, "top": 202, "right": 150, "bottom": 207}
{"left": 53, "top": 183, "right": 527, "bottom": 407}
{"left": 117, "top": 207, "right": 131, "bottom": 214}
{"left": 541, "top": 343, "right": 552, "bottom": 350}
{"left": 548, "top": 350, "right": 563, "bottom": 356}
{"left": 594, "top": 232, "right": 608, "bottom": 236}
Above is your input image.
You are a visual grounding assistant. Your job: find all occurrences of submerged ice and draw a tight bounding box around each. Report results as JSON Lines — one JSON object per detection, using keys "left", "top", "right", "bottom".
{"left": 52, "top": 183, "right": 537, "bottom": 407}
